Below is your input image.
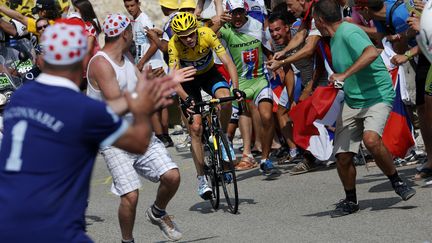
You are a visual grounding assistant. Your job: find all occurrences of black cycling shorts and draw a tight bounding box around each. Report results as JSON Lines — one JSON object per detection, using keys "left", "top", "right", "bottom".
{"left": 180, "top": 66, "right": 230, "bottom": 116}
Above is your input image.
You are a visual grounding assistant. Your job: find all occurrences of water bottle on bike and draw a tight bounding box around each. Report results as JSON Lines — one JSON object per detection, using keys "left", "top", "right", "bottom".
{"left": 220, "top": 138, "right": 235, "bottom": 162}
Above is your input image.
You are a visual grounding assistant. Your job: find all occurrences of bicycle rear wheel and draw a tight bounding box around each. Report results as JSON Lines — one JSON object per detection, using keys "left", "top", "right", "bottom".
{"left": 217, "top": 133, "right": 239, "bottom": 214}
{"left": 204, "top": 144, "right": 220, "bottom": 209}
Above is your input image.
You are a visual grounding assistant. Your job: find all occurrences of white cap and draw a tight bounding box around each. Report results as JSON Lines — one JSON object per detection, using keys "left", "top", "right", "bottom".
{"left": 41, "top": 19, "right": 88, "bottom": 65}
{"left": 226, "top": 0, "right": 248, "bottom": 11}
{"left": 102, "top": 13, "right": 131, "bottom": 37}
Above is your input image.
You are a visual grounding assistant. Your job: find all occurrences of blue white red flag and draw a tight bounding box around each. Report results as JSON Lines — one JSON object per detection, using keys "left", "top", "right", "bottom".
{"left": 380, "top": 41, "right": 415, "bottom": 157}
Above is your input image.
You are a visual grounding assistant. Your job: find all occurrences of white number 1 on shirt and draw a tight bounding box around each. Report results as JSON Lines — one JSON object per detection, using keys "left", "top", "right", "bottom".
{"left": 5, "top": 120, "right": 28, "bottom": 172}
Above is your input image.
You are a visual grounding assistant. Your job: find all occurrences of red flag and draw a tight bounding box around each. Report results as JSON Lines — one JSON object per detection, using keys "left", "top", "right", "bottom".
{"left": 382, "top": 68, "right": 415, "bottom": 157}
{"left": 289, "top": 86, "right": 339, "bottom": 150}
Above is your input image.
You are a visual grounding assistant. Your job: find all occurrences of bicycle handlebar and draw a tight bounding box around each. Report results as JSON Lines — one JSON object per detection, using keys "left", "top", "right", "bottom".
{"left": 194, "top": 96, "right": 239, "bottom": 108}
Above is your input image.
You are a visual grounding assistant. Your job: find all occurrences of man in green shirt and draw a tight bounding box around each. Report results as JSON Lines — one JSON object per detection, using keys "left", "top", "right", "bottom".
{"left": 219, "top": 0, "right": 279, "bottom": 177}
{"left": 313, "top": 0, "right": 415, "bottom": 218}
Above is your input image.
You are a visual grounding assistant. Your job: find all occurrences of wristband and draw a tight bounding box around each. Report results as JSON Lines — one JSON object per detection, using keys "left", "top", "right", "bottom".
{"left": 404, "top": 50, "right": 414, "bottom": 60}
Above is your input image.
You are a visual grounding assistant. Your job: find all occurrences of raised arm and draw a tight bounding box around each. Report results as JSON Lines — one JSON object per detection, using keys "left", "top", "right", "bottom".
{"left": 0, "top": 6, "right": 29, "bottom": 26}
{"left": 329, "top": 45, "right": 380, "bottom": 82}
{"left": 266, "top": 35, "right": 320, "bottom": 71}
{"left": 0, "top": 17, "right": 17, "bottom": 36}
{"left": 136, "top": 39, "right": 158, "bottom": 71}
{"left": 273, "top": 28, "right": 307, "bottom": 60}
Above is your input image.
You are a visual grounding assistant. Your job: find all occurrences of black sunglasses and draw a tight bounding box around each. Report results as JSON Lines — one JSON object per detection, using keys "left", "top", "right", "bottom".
{"left": 37, "top": 24, "right": 49, "bottom": 31}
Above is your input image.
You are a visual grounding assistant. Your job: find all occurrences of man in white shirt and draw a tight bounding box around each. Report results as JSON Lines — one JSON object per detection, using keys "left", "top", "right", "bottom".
{"left": 124, "top": 0, "right": 174, "bottom": 147}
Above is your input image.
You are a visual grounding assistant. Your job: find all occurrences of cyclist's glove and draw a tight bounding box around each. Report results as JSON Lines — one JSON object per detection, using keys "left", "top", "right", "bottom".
{"left": 232, "top": 88, "right": 246, "bottom": 100}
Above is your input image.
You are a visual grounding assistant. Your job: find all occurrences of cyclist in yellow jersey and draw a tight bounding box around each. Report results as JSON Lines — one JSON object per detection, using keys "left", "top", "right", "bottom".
{"left": 168, "top": 12, "right": 243, "bottom": 200}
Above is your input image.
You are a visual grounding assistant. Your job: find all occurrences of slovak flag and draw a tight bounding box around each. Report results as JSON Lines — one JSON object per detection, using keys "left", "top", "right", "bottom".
{"left": 380, "top": 41, "right": 415, "bottom": 158}
{"left": 288, "top": 86, "right": 343, "bottom": 160}
{"left": 287, "top": 39, "right": 341, "bottom": 161}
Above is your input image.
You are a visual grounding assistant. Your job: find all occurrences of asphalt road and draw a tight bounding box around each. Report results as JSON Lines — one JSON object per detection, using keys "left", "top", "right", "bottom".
{"left": 86, "top": 136, "right": 432, "bottom": 243}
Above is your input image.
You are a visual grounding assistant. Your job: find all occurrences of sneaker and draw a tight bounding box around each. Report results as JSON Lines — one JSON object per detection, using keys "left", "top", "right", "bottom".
{"left": 164, "top": 134, "right": 174, "bottom": 147}
{"left": 198, "top": 180, "right": 212, "bottom": 200}
{"left": 330, "top": 199, "right": 360, "bottom": 218}
{"left": 271, "top": 147, "right": 289, "bottom": 158}
{"left": 393, "top": 181, "right": 416, "bottom": 201}
{"left": 170, "top": 125, "right": 184, "bottom": 135}
{"left": 259, "top": 159, "right": 280, "bottom": 177}
{"left": 121, "top": 239, "right": 135, "bottom": 243}
{"left": 156, "top": 135, "right": 170, "bottom": 148}
{"left": 175, "top": 135, "right": 191, "bottom": 152}
{"left": 289, "top": 159, "right": 322, "bottom": 175}
{"left": 393, "top": 157, "right": 407, "bottom": 167}
{"left": 223, "top": 172, "right": 233, "bottom": 183}
{"left": 288, "top": 153, "right": 304, "bottom": 164}
{"left": 145, "top": 207, "right": 182, "bottom": 241}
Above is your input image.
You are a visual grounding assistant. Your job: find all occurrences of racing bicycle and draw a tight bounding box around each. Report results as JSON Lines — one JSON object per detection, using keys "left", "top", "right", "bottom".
{"left": 194, "top": 96, "right": 239, "bottom": 214}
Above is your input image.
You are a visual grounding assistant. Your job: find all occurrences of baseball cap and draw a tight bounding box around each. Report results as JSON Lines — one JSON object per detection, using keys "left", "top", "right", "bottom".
{"left": 40, "top": 18, "right": 88, "bottom": 65}
{"left": 160, "top": 0, "right": 179, "bottom": 10}
{"left": 102, "top": 13, "right": 131, "bottom": 37}
{"left": 226, "top": 0, "right": 247, "bottom": 12}
{"left": 32, "top": 0, "right": 57, "bottom": 14}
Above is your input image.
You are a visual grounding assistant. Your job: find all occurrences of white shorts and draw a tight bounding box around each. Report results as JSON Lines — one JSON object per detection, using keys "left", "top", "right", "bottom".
{"left": 100, "top": 135, "right": 178, "bottom": 196}
{"left": 278, "top": 87, "right": 289, "bottom": 108}
{"left": 253, "top": 86, "right": 273, "bottom": 106}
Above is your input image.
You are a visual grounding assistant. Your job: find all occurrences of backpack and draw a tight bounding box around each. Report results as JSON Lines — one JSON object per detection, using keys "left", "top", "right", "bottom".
{"left": 383, "top": 0, "right": 404, "bottom": 35}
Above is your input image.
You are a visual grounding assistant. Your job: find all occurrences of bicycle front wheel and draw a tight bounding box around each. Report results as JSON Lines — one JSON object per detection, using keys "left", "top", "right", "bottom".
{"left": 204, "top": 145, "right": 220, "bottom": 210}
{"left": 217, "top": 133, "right": 239, "bottom": 214}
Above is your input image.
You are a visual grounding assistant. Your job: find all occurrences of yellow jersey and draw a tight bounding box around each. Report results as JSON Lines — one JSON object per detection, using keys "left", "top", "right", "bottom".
{"left": 168, "top": 26, "right": 226, "bottom": 75}
{"left": 27, "top": 18, "right": 55, "bottom": 34}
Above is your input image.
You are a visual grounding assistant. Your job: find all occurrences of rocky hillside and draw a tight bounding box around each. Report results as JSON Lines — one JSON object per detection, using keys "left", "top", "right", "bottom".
{"left": 91, "top": 0, "right": 165, "bottom": 28}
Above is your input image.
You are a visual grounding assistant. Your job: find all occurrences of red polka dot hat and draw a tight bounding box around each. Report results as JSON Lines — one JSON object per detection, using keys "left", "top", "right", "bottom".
{"left": 102, "top": 13, "right": 131, "bottom": 37}
{"left": 41, "top": 20, "right": 88, "bottom": 65}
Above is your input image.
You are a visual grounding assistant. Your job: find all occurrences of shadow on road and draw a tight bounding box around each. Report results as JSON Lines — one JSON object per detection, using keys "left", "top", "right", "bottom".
{"left": 155, "top": 235, "right": 220, "bottom": 243}
{"left": 189, "top": 198, "right": 256, "bottom": 214}
{"left": 302, "top": 196, "right": 417, "bottom": 218}
{"left": 85, "top": 215, "right": 105, "bottom": 226}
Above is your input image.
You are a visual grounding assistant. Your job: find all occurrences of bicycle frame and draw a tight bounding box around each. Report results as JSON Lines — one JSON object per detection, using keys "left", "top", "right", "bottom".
{"left": 197, "top": 96, "right": 239, "bottom": 214}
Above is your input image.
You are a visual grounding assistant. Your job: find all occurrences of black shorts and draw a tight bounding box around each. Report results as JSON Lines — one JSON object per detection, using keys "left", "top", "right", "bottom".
{"left": 180, "top": 66, "right": 230, "bottom": 116}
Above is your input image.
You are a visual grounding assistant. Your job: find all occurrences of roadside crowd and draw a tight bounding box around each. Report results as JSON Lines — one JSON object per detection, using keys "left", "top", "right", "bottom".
{"left": 0, "top": 0, "right": 431, "bottom": 241}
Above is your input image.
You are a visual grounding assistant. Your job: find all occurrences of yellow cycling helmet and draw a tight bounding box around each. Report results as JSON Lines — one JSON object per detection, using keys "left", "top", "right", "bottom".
{"left": 171, "top": 12, "right": 197, "bottom": 36}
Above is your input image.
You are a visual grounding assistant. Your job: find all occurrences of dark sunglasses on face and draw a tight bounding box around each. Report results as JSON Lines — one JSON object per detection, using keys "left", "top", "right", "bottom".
{"left": 178, "top": 30, "right": 196, "bottom": 40}
{"left": 37, "top": 24, "right": 49, "bottom": 31}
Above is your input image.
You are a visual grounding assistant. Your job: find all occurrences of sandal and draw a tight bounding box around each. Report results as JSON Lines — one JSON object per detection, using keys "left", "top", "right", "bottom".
{"left": 234, "top": 154, "right": 258, "bottom": 171}
{"left": 414, "top": 167, "right": 432, "bottom": 180}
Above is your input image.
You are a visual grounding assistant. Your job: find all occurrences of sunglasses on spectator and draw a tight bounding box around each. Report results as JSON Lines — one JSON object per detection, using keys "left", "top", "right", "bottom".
{"left": 37, "top": 24, "right": 49, "bottom": 31}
